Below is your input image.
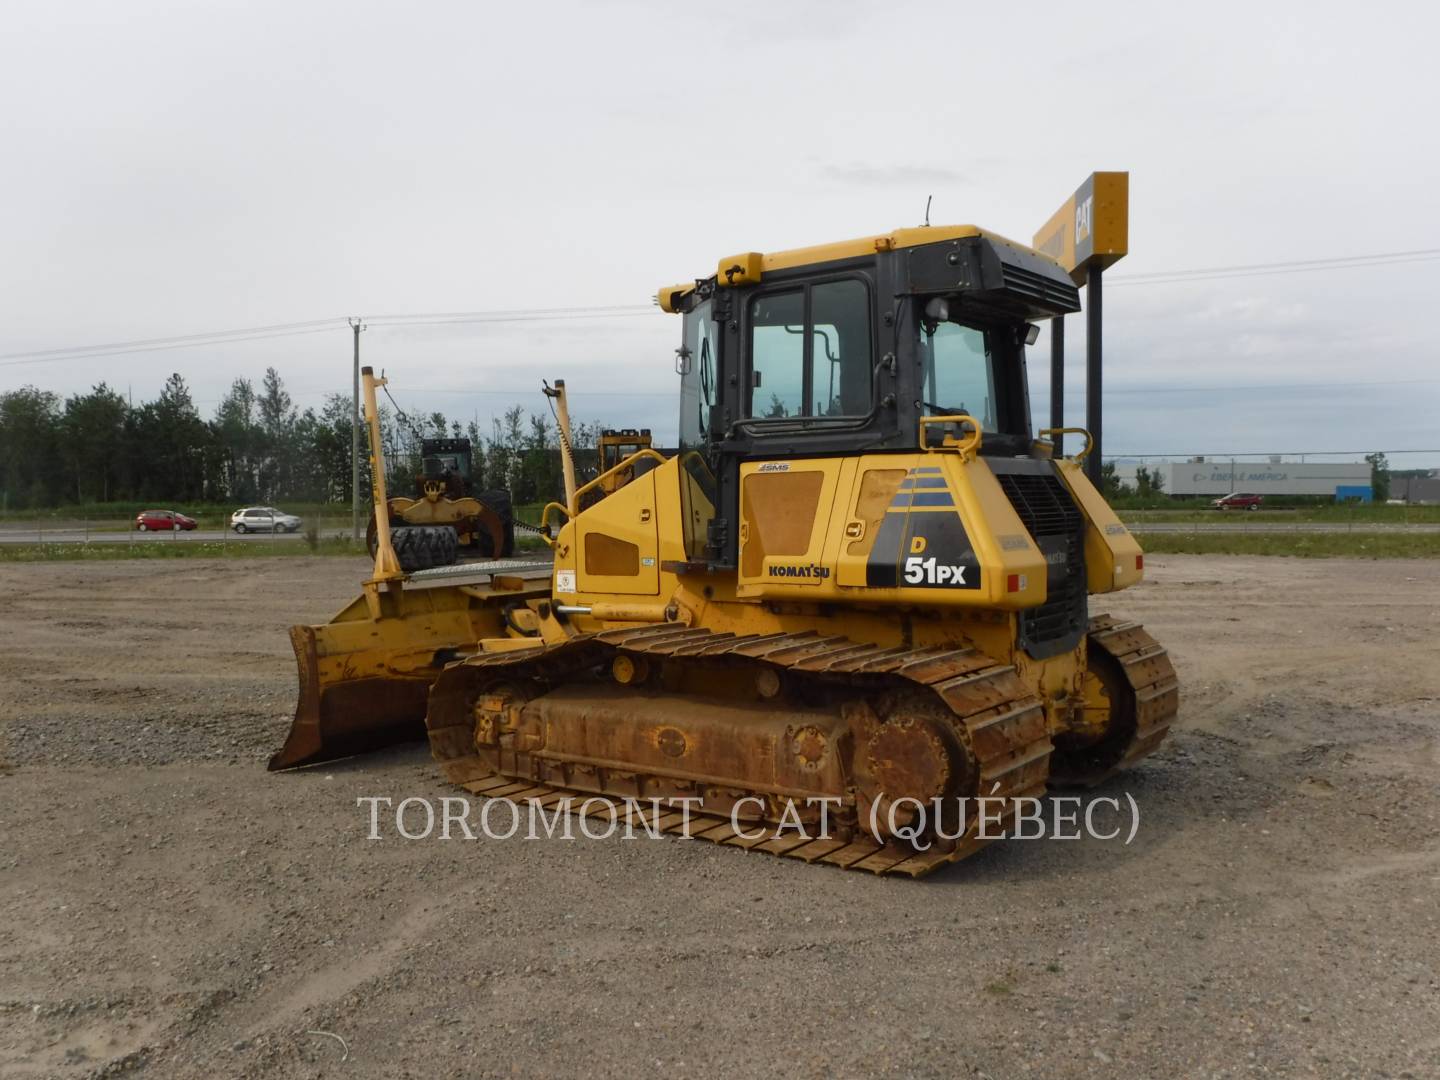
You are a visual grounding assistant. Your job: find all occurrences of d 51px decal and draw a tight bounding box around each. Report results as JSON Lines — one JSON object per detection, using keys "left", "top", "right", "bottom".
{"left": 865, "top": 468, "right": 981, "bottom": 590}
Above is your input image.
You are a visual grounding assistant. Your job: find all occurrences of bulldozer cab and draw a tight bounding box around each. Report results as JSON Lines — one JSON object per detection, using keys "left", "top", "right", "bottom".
{"left": 421, "top": 437, "right": 472, "bottom": 483}
{"left": 665, "top": 228, "right": 1082, "bottom": 570}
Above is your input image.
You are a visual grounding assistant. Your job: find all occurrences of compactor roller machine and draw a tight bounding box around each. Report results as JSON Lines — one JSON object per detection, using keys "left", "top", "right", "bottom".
{"left": 272, "top": 223, "right": 1178, "bottom": 877}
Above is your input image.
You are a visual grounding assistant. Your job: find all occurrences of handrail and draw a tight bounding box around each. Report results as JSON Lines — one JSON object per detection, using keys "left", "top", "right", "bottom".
{"left": 919, "top": 414, "right": 982, "bottom": 460}
{"left": 1039, "top": 426, "right": 1094, "bottom": 463}
{"left": 538, "top": 501, "right": 567, "bottom": 547}
{"left": 361, "top": 367, "right": 404, "bottom": 583}
{"left": 575, "top": 448, "right": 668, "bottom": 505}
{"left": 538, "top": 447, "right": 670, "bottom": 546}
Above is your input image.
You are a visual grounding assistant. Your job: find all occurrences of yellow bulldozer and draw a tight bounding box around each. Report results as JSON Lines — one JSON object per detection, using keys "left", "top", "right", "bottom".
{"left": 271, "top": 223, "right": 1177, "bottom": 877}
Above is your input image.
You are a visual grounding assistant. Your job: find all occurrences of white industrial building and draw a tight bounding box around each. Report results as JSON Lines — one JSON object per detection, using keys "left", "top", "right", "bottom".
{"left": 1112, "top": 458, "right": 1372, "bottom": 499}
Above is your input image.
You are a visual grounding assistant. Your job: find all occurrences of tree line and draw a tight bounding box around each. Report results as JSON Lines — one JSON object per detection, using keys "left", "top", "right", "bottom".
{"left": 0, "top": 368, "right": 607, "bottom": 511}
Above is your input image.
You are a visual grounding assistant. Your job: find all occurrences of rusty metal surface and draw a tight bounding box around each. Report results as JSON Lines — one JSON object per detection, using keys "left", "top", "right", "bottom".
{"left": 424, "top": 627, "right": 1054, "bottom": 878}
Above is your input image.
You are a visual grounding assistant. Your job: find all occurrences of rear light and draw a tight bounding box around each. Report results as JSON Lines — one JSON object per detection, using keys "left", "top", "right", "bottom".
{"left": 1135, "top": 554, "right": 1144, "bottom": 570}
{"left": 1006, "top": 573, "right": 1027, "bottom": 593}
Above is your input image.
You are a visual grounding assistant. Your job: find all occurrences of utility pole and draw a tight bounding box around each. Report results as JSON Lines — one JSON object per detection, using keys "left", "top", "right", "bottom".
{"left": 349, "top": 317, "right": 366, "bottom": 542}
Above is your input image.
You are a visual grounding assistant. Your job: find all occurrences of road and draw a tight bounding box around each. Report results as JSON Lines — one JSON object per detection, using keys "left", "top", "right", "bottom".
{"left": 3, "top": 521, "right": 1438, "bottom": 544}
{"left": 1128, "top": 521, "right": 1440, "bottom": 533}
{"left": 0, "top": 526, "right": 352, "bottom": 544}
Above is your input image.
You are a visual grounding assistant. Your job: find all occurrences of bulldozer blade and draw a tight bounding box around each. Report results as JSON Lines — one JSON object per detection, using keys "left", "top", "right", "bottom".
{"left": 268, "top": 583, "right": 522, "bottom": 771}
{"left": 268, "top": 624, "right": 434, "bottom": 770}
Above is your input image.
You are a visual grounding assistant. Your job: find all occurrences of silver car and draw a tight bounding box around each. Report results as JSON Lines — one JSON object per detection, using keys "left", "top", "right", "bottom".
{"left": 230, "top": 506, "right": 303, "bottom": 533}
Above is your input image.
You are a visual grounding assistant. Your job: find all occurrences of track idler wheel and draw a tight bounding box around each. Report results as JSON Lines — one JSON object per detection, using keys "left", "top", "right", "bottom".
{"left": 1049, "top": 617, "right": 1177, "bottom": 787}
{"left": 1049, "top": 647, "right": 1135, "bottom": 786}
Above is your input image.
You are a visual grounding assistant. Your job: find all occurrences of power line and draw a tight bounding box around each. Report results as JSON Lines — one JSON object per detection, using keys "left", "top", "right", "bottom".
{"left": 0, "top": 323, "right": 343, "bottom": 367}
{"left": 1030, "top": 376, "right": 1440, "bottom": 396}
{"left": 1113, "top": 246, "right": 1440, "bottom": 280}
{"left": 366, "top": 310, "right": 654, "bottom": 330}
{"left": 0, "top": 304, "right": 655, "bottom": 368}
{"left": 4, "top": 242, "right": 1440, "bottom": 368}
{"left": 0, "top": 316, "right": 342, "bottom": 362}
{"left": 369, "top": 304, "right": 653, "bottom": 323}
{"left": 1111, "top": 249, "right": 1440, "bottom": 287}
{"left": 387, "top": 385, "right": 672, "bottom": 398}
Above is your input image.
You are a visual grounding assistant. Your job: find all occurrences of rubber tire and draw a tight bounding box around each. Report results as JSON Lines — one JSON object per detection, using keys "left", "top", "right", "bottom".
{"left": 138, "top": 524, "right": 148, "bottom": 532}
{"left": 390, "top": 525, "right": 459, "bottom": 571}
{"left": 235, "top": 524, "right": 248, "bottom": 534}
{"left": 1247, "top": 504, "right": 1259, "bottom": 511}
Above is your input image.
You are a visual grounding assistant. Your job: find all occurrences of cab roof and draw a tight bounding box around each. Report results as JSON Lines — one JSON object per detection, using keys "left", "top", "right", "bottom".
{"left": 657, "top": 224, "right": 1059, "bottom": 313}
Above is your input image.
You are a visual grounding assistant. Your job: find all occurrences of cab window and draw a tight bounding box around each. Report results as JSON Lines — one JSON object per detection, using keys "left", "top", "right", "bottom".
{"left": 747, "top": 279, "right": 871, "bottom": 419}
{"left": 678, "top": 298, "right": 718, "bottom": 450}
{"left": 918, "top": 322, "right": 1000, "bottom": 432}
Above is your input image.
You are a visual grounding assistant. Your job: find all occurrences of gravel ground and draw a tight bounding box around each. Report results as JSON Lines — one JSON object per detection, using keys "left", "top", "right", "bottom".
{"left": 1, "top": 555, "right": 1437, "bottom": 1079}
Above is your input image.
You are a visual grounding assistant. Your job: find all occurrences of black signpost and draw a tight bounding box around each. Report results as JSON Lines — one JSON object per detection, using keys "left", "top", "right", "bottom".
{"left": 1032, "top": 172, "right": 1128, "bottom": 490}
{"left": 1085, "top": 265, "right": 1102, "bottom": 487}
{"left": 1050, "top": 317, "right": 1064, "bottom": 459}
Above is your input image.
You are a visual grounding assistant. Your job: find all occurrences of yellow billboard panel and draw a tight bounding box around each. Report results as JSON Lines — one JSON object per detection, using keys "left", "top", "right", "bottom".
{"left": 1033, "top": 172, "right": 1128, "bottom": 284}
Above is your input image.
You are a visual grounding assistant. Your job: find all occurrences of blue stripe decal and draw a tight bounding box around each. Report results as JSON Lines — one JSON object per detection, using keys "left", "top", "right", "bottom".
{"left": 898, "top": 477, "right": 950, "bottom": 490}
{"left": 908, "top": 492, "right": 955, "bottom": 507}
{"left": 911, "top": 467, "right": 943, "bottom": 474}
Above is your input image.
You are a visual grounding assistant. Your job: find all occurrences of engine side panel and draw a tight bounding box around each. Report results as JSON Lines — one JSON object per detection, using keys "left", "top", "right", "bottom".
{"left": 734, "top": 454, "right": 1047, "bottom": 609}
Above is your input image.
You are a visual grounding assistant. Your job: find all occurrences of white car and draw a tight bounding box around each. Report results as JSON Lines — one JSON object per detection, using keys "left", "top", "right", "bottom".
{"left": 230, "top": 507, "right": 303, "bottom": 533}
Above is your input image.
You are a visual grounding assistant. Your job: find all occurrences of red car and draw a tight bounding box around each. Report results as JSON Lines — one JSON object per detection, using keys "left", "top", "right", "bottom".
{"left": 1212, "top": 492, "right": 1263, "bottom": 511}
{"left": 135, "top": 509, "right": 198, "bottom": 531}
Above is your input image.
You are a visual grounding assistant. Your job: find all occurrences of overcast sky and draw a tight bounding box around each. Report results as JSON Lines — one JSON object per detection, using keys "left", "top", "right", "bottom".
{"left": 3, "top": 0, "right": 1437, "bottom": 465}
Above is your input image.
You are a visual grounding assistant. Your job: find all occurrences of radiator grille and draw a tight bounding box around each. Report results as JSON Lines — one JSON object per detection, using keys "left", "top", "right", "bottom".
{"left": 996, "top": 471, "right": 1088, "bottom": 657}
{"left": 995, "top": 472, "right": 1081, "bottom": 537}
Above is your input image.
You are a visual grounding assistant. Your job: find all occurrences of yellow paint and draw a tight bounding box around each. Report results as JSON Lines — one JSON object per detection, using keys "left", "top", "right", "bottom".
{"left": 1038, "top": 427, "right": 1095, "bottom": 462}
{"left": 716, "top": 251, "right": 764, "bottom": 286}
{"left": 658, "top": 225, "right": 1062, "bottom": 307}
{"left": 748, "top": 225, "right": 982, "bottom": 276}
{"left": 574, "top": 468, "right": 660, "bottom": 596}
{"left": 1052, "top": 458, "right": 1145, "bottom": 593}
{"left": 919, "top": 414, "right": 982, "bottom": 458}
{"left": 657, "top": 283, "right": 693, "bottom": 313}
{"left": 722, "top": 454, "right": 1048, "bottom": 608}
